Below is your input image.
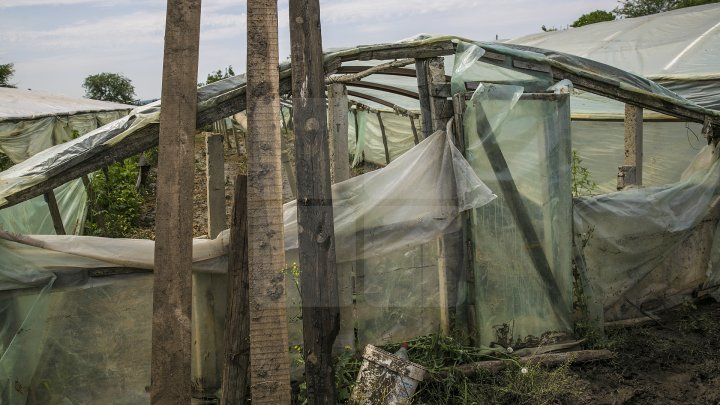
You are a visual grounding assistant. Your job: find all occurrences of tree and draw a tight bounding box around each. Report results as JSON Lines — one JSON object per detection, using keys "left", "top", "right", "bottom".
{"left": 572, "top": 10, "right": 615, "bottom": 27}
{"left": 613, "top": 0, "right": 719, "bottom": 17}
{"left": 82, "top": 72, "right": 136, "bottom": 104}
{"left": 541, "top": 25, "right": 559, "bottom": 32}
{"left": 200, "top": 65, "right": 234, "bottom": 86}
{"left": 0, "top": 63, "right": 16, "bottom": 88}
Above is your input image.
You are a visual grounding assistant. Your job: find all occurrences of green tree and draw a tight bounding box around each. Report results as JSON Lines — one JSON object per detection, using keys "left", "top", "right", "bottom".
{"left": 613, "top": 0, "right": 719, "bottom": 17}
{"left": 198, "top": 65, "right": 234, "bottom": 87}
{"left": 0, "top": 63, "right": 16, "bottom": 88}
{"left": 572, "top": 10, "right": 615, "bottom": 27}
{"left": 82, "top": 72, "right": 136, "bottom": 104}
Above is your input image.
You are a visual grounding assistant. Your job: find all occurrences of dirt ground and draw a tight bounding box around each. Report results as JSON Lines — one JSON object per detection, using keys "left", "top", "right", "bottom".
{"left": 128, "top": 130, "right": 720, "bottom": 404}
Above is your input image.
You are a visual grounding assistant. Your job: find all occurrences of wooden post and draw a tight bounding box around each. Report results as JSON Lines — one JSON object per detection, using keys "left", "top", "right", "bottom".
{"left": 328, "top": 83, "right": 350, "bottom": 183}
{"left": 377, "top": 112, "right": 391, "bottom": 165}
{"left": 290, "top": 0, "right": 340, "bottom": 403}
{"left": 618, "top": 104, "right": 643, "bottom": 190}
{"left": 328, "top": 83, "right": 354, "bottom": 352}
{"left": 44, "top": 191, "right": 65, "bottom": 235}
{"left": 206, "top": 133, "right": 226, "bottom": 237}
{"left": 246, "top": 0, "right": 292, "bottom": 402}
{"left": 415, "top": 59, "right": 433, "bottom": 138}
{"left": 190, "top": 132, "right": 227, "bottom": 398}
{"left": 221, "top": 175, "right": 250, "bottom": 405}
{"left": 151, "top": 0, "right": 201, "bottom": 403}
{"left": 410, "top": 115, "right": 420, "bottom": 145}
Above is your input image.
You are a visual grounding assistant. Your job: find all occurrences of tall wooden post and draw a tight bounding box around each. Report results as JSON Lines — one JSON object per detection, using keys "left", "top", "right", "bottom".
{"left": 151, "top": 0, "right": 201, "bottom": 403}
{"left": 328, "top": 83, "right": 353, "bottom": 352}
{"left": 415, "top": 59, "right": 433, "bottom": 138}
{"left": 246, "top": 0, "right": 292, "bottom": 403}
{"left": 221, "top": 175, "right": 250, "bottom": 405}
{"left": 290, "top": 0, "right": 340, "bottom": 403}
{"left": 618, "top": 104, "right": 643, "bottom": 190}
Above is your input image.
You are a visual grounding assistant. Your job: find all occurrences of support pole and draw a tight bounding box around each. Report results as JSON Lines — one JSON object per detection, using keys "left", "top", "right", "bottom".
{"left": 618, "top": 104, "right": 643, "bottom": 190}
{"left": 377, "top": 112, "right": 391, "bottom": 165}
{"left": 246, "top": 0, "right": 292, "bottom": 402}
{"left": 221, "top": 175, "right": 250, "bottom": 405}
{"left": 328, "top": 83, "right": 354, "bottom": 352}
{"left": 415, "top": 58, "right": 433, "bottom": 138}
{"left": 44, "top": 191, "right": 65, "bottom": 235}
{"left": 151, "top": 0, "right": 201, "bottom": 403}
{"left": 290, "top": 0, "right": 340, "bottom": 403}
{"left": 191, "top": 132, "right": 227, "bottom": 398}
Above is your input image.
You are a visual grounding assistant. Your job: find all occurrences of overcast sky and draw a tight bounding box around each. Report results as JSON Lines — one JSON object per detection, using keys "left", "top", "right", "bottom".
{"left": 0, "top": 0, "right": 619, "bottom": 100}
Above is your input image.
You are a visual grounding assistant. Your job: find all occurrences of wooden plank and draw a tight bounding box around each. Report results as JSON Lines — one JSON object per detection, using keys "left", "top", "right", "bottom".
{"left": 415, "top": 58, "right": 433, "bottom": 138}
{"left": 377, "top": 112, "right": 391, "bottom": 165}
{"left": 344, "top": 81, "right": 419, "bottom": 100}
{"left": 328, "top": 83, "right": 351, "bottom": 183}
{"left": 246, "top": 0, "right": 292, "bottom": 402}
{"left": 44, "top": 191, "right": 66, "bottom": 235}
{"left": 220, "top": 175, "right": 250, "bottom": 405}
{"left": 290, "top": 0, "right": 340, "bottom": 403}
{"left": 428, "top": 57, "right": 453, "bottom": 132}
{"left": 206, "top": 133, "right": 226, "bottom": 238}
{"left": 151, "top": 0, "right": 201, "bottom": 403}
{"left": 410, "top": 115, "right": 419, "bottom": 145}
{"left": 190, "top": 132, "right": 227, "bottom": 398}
{"left": 328, "top": 83, "right": 354, "bottom": 353}
{"left": 618, "top": 104, "right": 643, "bottom": 189}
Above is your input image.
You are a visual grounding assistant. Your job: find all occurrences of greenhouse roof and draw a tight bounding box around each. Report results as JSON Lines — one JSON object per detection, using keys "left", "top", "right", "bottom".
{"left": 0, "top": 87, "right": 133, "bottom": 122}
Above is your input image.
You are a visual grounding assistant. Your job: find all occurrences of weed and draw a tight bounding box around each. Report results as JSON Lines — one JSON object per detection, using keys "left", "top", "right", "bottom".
{"left": 85, "top": 158, "right": 143, "bottom": 238}
{"left": 571, "top": 150, "right": 597, "bottom": 197}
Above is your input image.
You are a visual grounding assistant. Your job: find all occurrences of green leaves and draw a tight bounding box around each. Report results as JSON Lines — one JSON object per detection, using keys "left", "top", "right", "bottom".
{"left": 0, "top": 63, "right": 16, "bottom": 88}
{"left": 571, "top": 151, "right": 597, "bottom": 197}
{"left": 82, "top": 72, "right": 136, "bottom": 104}
{"left": 85, "top": 158, "right": 143, "bottom": 238}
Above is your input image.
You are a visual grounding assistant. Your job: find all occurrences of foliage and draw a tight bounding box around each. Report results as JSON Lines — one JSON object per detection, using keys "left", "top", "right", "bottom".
{"left": 0, "top": 63, "right": 16, "bottom": 88}
{"left": 85, "top": 158, "right": 143, "bottom": 238}
{"left": 571, "top": 150, "right": 597, "bottom": 197}
{"left": 613, "top": 0, "right": 719, "bottom": 17}
{"left": 198, "top": 65, "right": 235, "bottom": 87}
{"left": 540, "top": 25, "right": 558, "bottom": 32}
{"left": 82, "top": 72, "right": 136, "bottom": 104}
{"left": 0, "top": 152, "right": 13, "bottom": 171}
{"left": 571, "top": 10, "right": 615, "bottom": 27}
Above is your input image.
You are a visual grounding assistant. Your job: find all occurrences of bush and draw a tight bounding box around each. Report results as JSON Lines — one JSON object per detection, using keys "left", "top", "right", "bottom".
{"left": 85, "top": 158, "right": 143, "bottom": 238}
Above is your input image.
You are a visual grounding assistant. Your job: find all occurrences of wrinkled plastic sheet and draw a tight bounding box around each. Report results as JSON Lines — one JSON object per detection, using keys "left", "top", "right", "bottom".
{"left": 574, "top": 143, "right": 720, "bottom": 321}
{"left": 0, "top": 130, "right": 494, "bottom": 404}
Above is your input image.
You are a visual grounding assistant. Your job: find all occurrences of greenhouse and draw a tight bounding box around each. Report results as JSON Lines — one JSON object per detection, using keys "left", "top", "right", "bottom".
{"left": 1, "top": 32, "right": 719, "bottom": 403}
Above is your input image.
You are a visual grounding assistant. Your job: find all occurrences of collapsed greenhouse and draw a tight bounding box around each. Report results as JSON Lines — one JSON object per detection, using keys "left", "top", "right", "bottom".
{"left": 1, "top": 33, "right": 720, "bottom": 403}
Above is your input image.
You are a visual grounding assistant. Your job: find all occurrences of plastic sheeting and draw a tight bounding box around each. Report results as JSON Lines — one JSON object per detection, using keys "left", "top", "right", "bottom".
{"left": 0, "top": 130, "right": 495, "bottom": 404}
{"left": 506, "top": 3, "right": 720, "bottom": 110}
{"left": 574, "top": 143, "right": 720, "bottom": 322}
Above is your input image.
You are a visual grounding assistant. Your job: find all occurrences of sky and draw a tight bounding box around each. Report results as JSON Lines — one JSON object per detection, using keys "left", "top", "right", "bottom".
{"left": 0, "top": 0, "right": 619, "bottom": 101}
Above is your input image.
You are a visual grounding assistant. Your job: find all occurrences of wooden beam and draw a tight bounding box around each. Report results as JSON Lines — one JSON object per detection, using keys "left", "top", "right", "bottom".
{"left": 246, "top": 0, "right": 292, "bottom": 402}
{"left": 327, "top": 58, "right": 414, "bottom": 84}
{"left": 151, "top": 0, "right": 201, "bottom": 403}
{"left": 290, "top": 0, "right": 340, "bottom": 403}
{"left": 44, "top": 191, "right": 66, "bottom": 235}
{"left": 456, "top": 349, "right": 614, "bottom": 375}
{"left": 220, "top": 175, "right": 250, "bottom": 405}
{"left": 346, "top": 90, "right": 413, "bottom": 115}
{"left": 618, "top": 104, "right": 643, "bottom": 190}
{"left": 344, "top": 81, "right": 419, "bottom": 100}
{"left": 336, "top": 66, "right": 418, "bottom": 77}
{"left": 416, "top": 59, "right": 433, "bottom": 138}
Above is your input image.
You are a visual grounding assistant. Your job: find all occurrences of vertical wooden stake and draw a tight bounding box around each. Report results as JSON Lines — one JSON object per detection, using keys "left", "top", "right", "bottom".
{"left": 377, "top": 112, "right": 391, "bottom": 165}
{"left": 206, "top": 133, "right": 226, "bottom": 238}
{"left": 44, "top": 191, "right": 66, "bottom": 235}
{"left": 410, "top": 115, "right": 420, "bottom": 145}
{"left": 618, "top": 104, "right": 643, "bottom": 189}
{"left": 290, "top": 0, "right": 340, "bottom": 403}
{"left": 151, "top": 0, "right": 201, "bottom": 403}
{"left": 246, "top": 0, "right": 291, "bottom": 403}
{"left": 328, "top": 83, "right": 354, "bottom": 353}
{"left": 415, "top": 58, "right": 433, "bottom": 138}
{"left": 221, "top": 175, "right": 250, "bottom": 405}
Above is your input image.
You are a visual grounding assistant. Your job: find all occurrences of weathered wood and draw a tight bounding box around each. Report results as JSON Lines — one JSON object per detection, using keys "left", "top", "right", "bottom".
{"left": 290, "top": 0, "right": 340, "bottom": 403}
{"left": 151, "top": 0, "right": 201, "bottom": 403}
{"left": 428, "top": 57, "right": 453, "bottom": 132}
{"left": 220, "top": 175, "right": 250, "bottom": 405}
{"left": 410, "top": 115, "right": 419, "bottom": 145}
{"left": 44, "top": 191, "right": 66, "bottom": 235}
{"left": 346, "top": 90, "right": 412, "bottom": 114}
{"left": 190, "top": 132, "right": 227, "bottom": 398}
{"left": 456, "top": 349, "right": 614, "bottom": 375}
{"left": 338, "top": 40, "right": 456, "bottom": 62}
{"left": 336, "top": 66, "right": 418, "bottom": 77}
{"left": 327, "top": 58, "right": 414, "bottom": 84}
{"left": 415, "top": 58, "right": 433, "bottom": 138}
{"left": 246, "top": 0, "right": 292, "bottom": 402}
{"left": 377, "top": 112, "right": 391, "bottom": 165}
{"left": 618, "top": 104, "right": 643, "bottom": 190}
{"left": 328, "top": 83, "right": 354, "bottom": 353}
{"left": 206, "top": 133, "right": 226, "bottom": 238}
{"left": 328, "top": 83, "right": 351, "bottom": 183}
{"left": 345, "top": 81, "right": 419, "bottom": 100}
